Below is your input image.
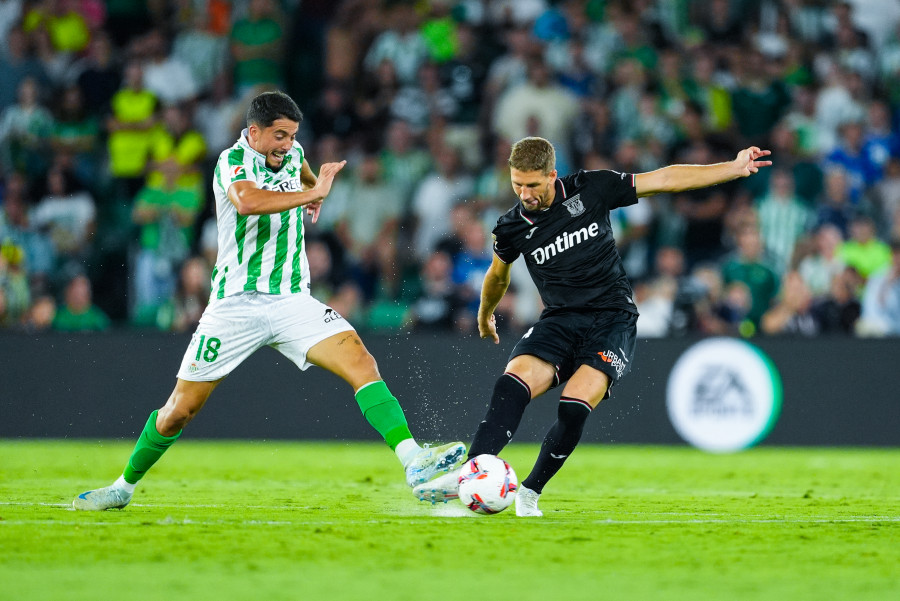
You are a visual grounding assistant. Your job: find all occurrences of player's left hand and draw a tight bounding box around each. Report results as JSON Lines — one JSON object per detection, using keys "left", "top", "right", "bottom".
{"left": 735, "top": 147, "right": 772, "bottom": 177}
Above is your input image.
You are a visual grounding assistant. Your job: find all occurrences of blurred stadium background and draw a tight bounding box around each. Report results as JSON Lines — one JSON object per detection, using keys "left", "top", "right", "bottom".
{"left": 1, "top": 0, "right": 899, "bottom": 445}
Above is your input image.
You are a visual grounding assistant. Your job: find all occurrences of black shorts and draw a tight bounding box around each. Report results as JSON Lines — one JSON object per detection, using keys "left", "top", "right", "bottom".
{"left": 509, "top": 309, "right": 638, "bottom": 398}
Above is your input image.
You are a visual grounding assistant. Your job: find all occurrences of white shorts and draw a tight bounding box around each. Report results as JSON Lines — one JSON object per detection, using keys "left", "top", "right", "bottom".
{"left": 177, "top": 291, "right": 355, "bottom": 381}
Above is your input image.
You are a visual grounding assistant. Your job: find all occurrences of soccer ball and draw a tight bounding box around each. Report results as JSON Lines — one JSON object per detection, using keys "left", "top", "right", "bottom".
{"left": 458, "top": 454, "right": 518, "bottom": 514}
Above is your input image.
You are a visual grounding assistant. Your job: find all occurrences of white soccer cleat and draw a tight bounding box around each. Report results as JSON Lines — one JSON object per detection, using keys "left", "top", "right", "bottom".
{"left": 515, "top": 485, "right": 543, "bottom": 517}
{"left": 413, "top": 468, "right": 461, "bottom": 504}
{"left": 405, "top": 442, "right": 466, "bottom": 487}
{"left": 73, "top": 485, "right": 133, "bottom": 511}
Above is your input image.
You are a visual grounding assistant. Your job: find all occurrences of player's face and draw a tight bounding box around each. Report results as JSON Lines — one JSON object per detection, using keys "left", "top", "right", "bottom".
{"left": 510, "top": 168, "right": 557, "bottom": 211}
{"left": 249, "top": 118, "right": 299, "bottom": 170}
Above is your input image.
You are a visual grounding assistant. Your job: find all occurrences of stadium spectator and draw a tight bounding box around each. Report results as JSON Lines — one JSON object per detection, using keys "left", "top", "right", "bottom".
{"left": 130, "top": 106, "right": 206, "bottom": 324}
{"left": 330, "top": 153, "right": 402, "bottom": 300}
{"left": 0, "top": 171, "right": 53, "bottom": 292}
{"left": 363, "top": 3, "right": 429, "bottom": 86}
{"left": 856, "top": 239, "right": 900, "bottom": 336}
{"left": 378, "top": 119, "right": 433, "bottom": 212}
{"left": 22, "top": 0, "right": 90, "bottom": 55}
{"left": 755, "top": 169, "right": 814, "bottom": 276}
{"left": 0, "top": 26, "right": 49, "bottom": 113}
{"left": 154, "top": 255, "right": 210, "bottom": 333}
{"left": 29, "top": 165, "right": 96, "bottom": 282}
{"left": 171, "top": 9, "right": 229, "bottom": 97}
{"left": 229, "top": 0, "right": 286, "bottom": 97}
{"left": 796, "top": 223, "right": 846, "bottom": 298}
{"left": 71, "top": 33, "right": 120, "bottom": 118}
{"left": 814, "top": 167, "right": 857, "bottom": 238}
{"left": 104, "top": 59, "right": 158, "bottom": 201}
{"left": 0, "top": 237, "right": 30, "bottom": 325}
{"left": 138, "top": 29, "right": 198, "bottom": 106}
{"left": 391, "top": 60, "right": 459, "bottom": 135}
{"left": 673, "top": 142, "right": 733, "bottom": 268}
{"left": 837, "top": 215, "right": 891, "bottom": 280}
{"left": 0, "top": 76, "right": 54, "bottom": 179}
{"left": 451, "top": 216, "right": 492, "bottom": 319}
{"left": 493, "top": 57, "right": 579, "bottom": 170}
{"left": 18, "top": 293, "right": 55, "bottom": 332}
{"left": 52, "top": 273, "right": 110, "bottom": 332}
{"left": 410, "top": 143, "right": 474, "bottom": 260}
{"left": 50, "top": 84, "right": 100, "bottom": 187}
{"left": 825, "top": 118, "right": 878, "bottom": 204}
{"left": 408, "top": 249, "right": 463, "bottom": 332}
{"left": 722, "top": 222, "right": 780, "bottom": 329}
{"left": 811, "top": 266, "right": 862, "bottom": 335}
{"left": 760, "top": 270, "right": 821, "bottom": 336}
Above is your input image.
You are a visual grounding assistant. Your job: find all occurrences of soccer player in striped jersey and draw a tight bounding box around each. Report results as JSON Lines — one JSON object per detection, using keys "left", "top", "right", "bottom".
{"left": 73, "top": 91, "right": 465, "bottom": 510}
{"left": 415, "top": 136, "right": 771, "bottom": 516}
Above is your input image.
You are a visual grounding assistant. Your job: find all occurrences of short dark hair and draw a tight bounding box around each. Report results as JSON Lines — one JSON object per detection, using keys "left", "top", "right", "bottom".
{"left": 246, "top": 91, "right": 303, "bottom": 128}
{"left": 509, "top": 137, "right": 556, "bottom": 174}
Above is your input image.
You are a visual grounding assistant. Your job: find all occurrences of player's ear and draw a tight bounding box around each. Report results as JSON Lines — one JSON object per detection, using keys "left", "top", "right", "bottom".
{"left": 548, "top": 169, "right": 558, "bottom": 182}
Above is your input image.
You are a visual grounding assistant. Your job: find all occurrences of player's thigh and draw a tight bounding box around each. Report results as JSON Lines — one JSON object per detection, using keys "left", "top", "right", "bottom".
{"left": 176, "top": 294, "right": 270, "bottom": 381}
{"left": 505, "top": 354, "right": 557, "bottom": 399}
{"left": 573, "top": 310, "right": 638, "bottom": 402}
{"left": 266, "top": 295, "right": 373, "bottom": 389}
{"left": 560, "top": 364, "right": 611, "bottom": 408}
{"left": 507, "top": 313, "right": 590, "bottom": 395}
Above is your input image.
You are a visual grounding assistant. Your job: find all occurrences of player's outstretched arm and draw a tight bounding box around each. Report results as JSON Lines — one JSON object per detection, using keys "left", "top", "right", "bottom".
{"left": 228, "top": 160, "right": 346, "bottom": 215}
{"left": 477, "top": 255, "right": 512, "bottom": 344}
{"left": 634, "top": 147, "right": 772, "bottom": 198}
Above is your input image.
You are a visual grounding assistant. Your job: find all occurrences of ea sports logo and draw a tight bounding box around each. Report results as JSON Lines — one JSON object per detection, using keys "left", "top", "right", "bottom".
{"left": 666, "top": 338, "right": 781, "bottom": 453}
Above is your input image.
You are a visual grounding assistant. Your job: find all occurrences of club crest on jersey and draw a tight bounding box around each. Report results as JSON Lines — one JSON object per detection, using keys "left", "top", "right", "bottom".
{"left": 563, "top": 194, "right": 584, "bottom": 217}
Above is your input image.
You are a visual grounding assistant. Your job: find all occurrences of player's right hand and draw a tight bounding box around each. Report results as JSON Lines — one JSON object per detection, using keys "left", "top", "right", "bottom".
{"left": 479, "top": 314, "right": 500, "bottom": 344}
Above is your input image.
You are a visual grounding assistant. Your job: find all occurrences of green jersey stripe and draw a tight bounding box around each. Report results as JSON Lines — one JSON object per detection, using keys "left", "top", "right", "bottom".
{"left": 228, "top": 146, "right": 245, "bottom": 167}
{"left": 244, "top": 215, "right": 271, "bottom": 290}
{"left": 268, "top": 211, "right": 291, "bottom": 294}
{"left": 290, "top": 207, "right": 304, "bottom": 293}
{"left": 216, "top": 266, "right": 228, "bottom": 299}
{"left": 235, "top": 214, "right": 248, "bottom": 264}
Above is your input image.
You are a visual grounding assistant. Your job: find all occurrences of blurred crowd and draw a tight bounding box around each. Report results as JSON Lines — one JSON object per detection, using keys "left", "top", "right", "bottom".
{"left": 1, "top": 0, "right": 900, "bottom": 338}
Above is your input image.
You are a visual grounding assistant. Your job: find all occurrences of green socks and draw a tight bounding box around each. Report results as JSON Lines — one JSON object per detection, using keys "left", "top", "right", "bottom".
{"left": 122, "top": 410, "right": 182, "bottom": 484}
{"left": 355, "top": 381, "right": 413, "bottom": 450}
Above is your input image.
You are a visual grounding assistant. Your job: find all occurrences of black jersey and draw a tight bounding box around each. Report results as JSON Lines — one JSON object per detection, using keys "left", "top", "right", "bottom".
{"left": 492, "top": 169, "right": 640, "bottom": 317}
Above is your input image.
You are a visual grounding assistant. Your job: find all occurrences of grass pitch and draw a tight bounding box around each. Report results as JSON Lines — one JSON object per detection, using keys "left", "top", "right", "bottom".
{"left": 1, "top": 440, "right": 898, "bottom": 601}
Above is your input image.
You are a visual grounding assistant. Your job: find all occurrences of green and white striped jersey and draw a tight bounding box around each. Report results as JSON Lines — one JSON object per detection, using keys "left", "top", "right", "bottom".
{"left": 209, "top": 130, "right": 310, "bottom": 300}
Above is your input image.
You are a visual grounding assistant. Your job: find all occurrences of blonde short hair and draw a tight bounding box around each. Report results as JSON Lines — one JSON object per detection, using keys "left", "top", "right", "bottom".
{"left": 508, "top": 137, "right": 556, "bottom": 174}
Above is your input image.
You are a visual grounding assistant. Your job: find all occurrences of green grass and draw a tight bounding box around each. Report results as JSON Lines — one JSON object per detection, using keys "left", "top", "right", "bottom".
{"left": 1, "top": 440, "right": 898, "bottom": 601}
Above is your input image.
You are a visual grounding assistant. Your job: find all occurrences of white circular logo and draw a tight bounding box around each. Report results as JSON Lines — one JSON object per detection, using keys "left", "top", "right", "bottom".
{"left": 666, "top": 338, "right": 782, "bottom": 453}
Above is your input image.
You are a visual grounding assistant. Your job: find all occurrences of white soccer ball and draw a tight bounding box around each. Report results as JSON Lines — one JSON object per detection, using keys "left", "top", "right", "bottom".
{"left": 458, "top": 454, "right": 518, "bottom": 514}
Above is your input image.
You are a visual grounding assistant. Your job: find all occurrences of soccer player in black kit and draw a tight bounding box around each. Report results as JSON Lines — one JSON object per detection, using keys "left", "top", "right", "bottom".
{"left": 414, "top": 136, "right": 772, "bottom": 516}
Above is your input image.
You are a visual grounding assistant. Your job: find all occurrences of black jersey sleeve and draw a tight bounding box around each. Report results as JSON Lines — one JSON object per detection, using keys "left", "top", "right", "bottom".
{"left": 491, "top": 225, "right": 519, "bottom": 264}
{"left": 581, "top": 169, "right": 638, "bottom": 210}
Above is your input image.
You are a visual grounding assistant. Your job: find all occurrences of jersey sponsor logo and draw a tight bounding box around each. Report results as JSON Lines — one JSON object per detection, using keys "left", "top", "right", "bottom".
{"left": 230, "top": 165, "right": 245, "bottom": 179}
{"left": 323, "top": 308, "right": 344, "bottom": 323}
{"left": 274, "top": 179, "right": 303, "bottom": 192}
{"left": 563, "top": 194, "right": 584, "bottom": 217}
{"left": 529, "top": 222, "right": 600, "bottom": 265}
{"left": 598, "top": 348, "right": 626, "bottom": 378}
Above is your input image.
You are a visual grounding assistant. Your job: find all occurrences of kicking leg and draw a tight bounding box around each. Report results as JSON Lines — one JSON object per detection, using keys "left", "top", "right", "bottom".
{"left": 415, "top": 355, "right": 555, "bottom": 504}
{"left": 74, "top": 379, "right": 220, "bottom": 510}
{"left": 306, "top": 331, "right": 465, "bottom": 486}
